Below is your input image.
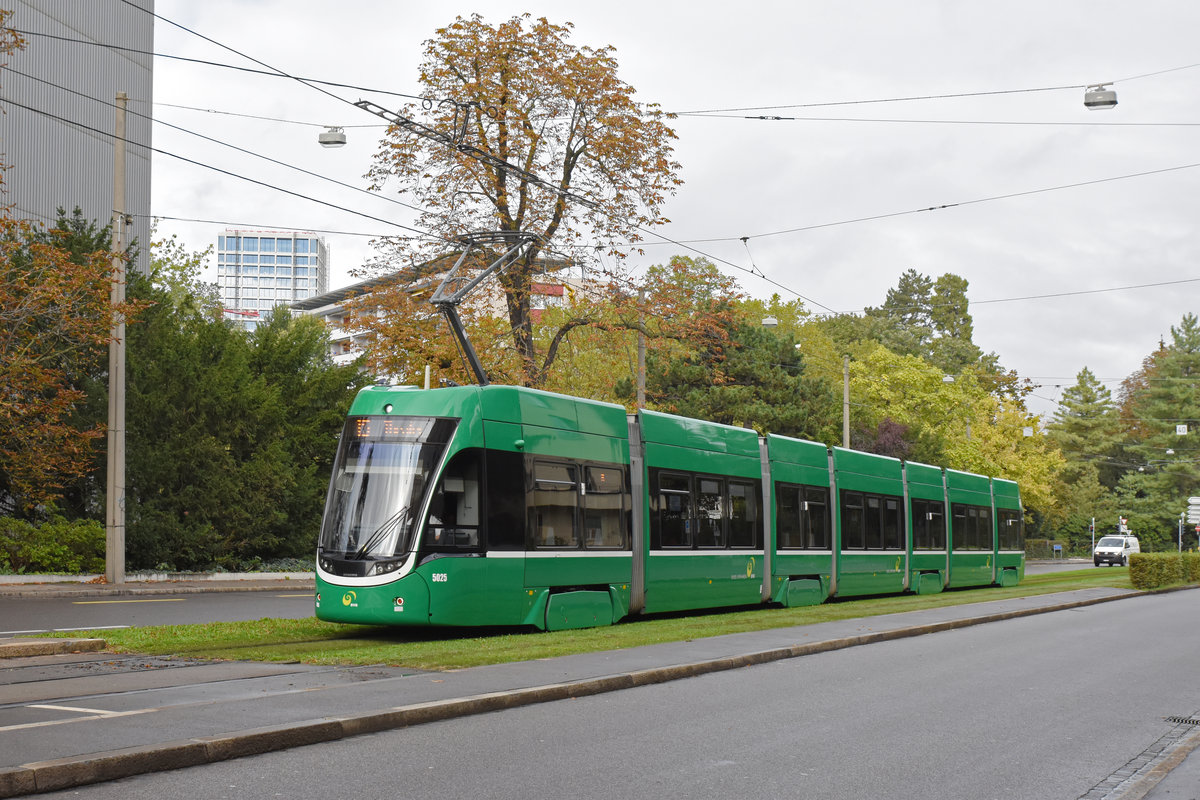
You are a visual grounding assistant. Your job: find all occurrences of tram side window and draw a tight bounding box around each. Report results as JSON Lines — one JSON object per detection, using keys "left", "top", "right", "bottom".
{"left": 583, "top": 466, "right": 626, "bottom": 549}
{"left": 657, "top": 472, "right": 692, "bottom": 548}
{"left": 950, "top": 506, "right": 969, "bottom": 551}
{"left": 777, "top": 483, "right": 832, "bottom": 550}
{"left": 529, "top": 462, "right": 579, "bottom": 548}
{"left": 952, "top": 503, "right": 993, "bottom": 550}
{"left": 841, "top": 492, "right": 865, "bottom": 549}
{"left": 650, "top": 469, "right": 763, "bottom": 550}
{"left": 486, "top": 450, "right": 525, "bottom": 550}
{"left": 865, "top": 496, "right": 883, "bottom": 548}
{"left": 776, "top": 485, "right": 803, "bottom": 548}
{"left": 841, "top": 490, "right": 903, "bottom": 550}
{"left": 423, "top": 450, "right": 481, "bottom": 550}
{"left": 883, "top": 498, "right": 902, "bottom": 549}
{"left": 803, "top": 487, "right": 831, "bottom": 549}
{"left": 728, "top": 480, "right": 758, "bottom": 548}
{"left": 998, "top": 508, "right": 1024, "bottom": 550}
{"left": 911, "top": 498, "right": 946, "bottom": 550}
{"left": 696, "top": 477, "right": 725, "bottom": 548}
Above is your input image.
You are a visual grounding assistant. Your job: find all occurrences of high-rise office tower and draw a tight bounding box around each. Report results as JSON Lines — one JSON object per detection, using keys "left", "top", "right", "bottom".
{"left": 217, "top": 229, "right": 328, "bottom": 330}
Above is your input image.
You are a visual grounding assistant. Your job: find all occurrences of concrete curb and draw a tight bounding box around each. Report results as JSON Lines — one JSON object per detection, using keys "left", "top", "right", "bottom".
{"left": 0, "top": 585, "right": 1165, "bottom": 798}
{"left": 0, "top": 580, "right": 314, "bottom": 599}
{"left": 0, "top": 638, "right": 106, "bottom": 658}
{"left": 0, "top": 572, "right": 314, "bottom": 586}
{"left": 1116, "top": 719, "right": 1200, "bottom": 800}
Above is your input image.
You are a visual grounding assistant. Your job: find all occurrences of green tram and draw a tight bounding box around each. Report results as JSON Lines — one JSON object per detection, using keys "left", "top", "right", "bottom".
{"left": 315, "top": 384, "right": 1025, "bottom": 630}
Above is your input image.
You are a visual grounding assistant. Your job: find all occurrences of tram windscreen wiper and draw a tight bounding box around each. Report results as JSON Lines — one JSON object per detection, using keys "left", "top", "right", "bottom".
{"left": 352, "top": 506, "right": 412, "bottom": 560}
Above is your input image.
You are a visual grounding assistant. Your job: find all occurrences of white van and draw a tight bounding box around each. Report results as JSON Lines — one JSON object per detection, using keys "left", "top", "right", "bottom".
{"left": 1094, "top": 534, "right": 1140, "bottom": 567}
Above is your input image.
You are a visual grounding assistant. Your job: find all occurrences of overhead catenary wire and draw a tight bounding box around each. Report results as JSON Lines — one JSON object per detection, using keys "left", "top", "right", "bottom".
{"left": 15, "top": 6, "right": 1200, "bottom": 420}
{"left": 118, "top": 1, "right": 604, "bottom": 213}
{"left": 93, "top": 5, "right": 1200, "bottom": 325}
{"left": 11, "top": 24, "right": 428, "bottom": 104}
{"left": 680, "top": 113, "right": 1200, "bottom": 128}
{"left": 156, "top": 101, "right": 386, "bottom": 129}
{"left": 0, "top": 95, "right": 452, "bottom": 245}
{"left": 671, "top": 84, "right": 1090, "bottom": 116}
{"left": 32, "top": 23, "right": 1198, "bottom": 125}
{"left": 6, "top": 65, "right": 435, "bottom": 222}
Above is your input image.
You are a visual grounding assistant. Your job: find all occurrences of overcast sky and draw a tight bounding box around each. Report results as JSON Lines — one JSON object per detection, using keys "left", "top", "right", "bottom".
{"left": 149, "top": 1, "right": 1200, "bottom": 418}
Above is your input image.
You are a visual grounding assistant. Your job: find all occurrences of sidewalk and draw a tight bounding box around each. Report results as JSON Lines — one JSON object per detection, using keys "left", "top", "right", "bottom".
{"left": 0, "top": 573, "right": 314, "bottom": 599}
{"left": 1, "top": 584, "right": 1179, "bottom": 798}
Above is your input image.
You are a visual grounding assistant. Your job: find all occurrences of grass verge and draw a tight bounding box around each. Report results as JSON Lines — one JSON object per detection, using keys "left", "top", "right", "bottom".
{"left": 59, "top": 568, "right": 1136, "bottom": 671}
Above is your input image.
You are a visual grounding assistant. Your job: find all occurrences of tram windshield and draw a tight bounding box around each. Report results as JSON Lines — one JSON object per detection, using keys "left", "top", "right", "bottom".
{"left": 318, "top": 416, "right": 457, "bottom": 560}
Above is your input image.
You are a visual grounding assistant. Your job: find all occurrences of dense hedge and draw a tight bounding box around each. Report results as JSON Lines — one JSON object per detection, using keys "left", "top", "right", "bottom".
{"left": 0, "top": 516, "right": 105, "bottom": 574}
{"left": 1128, "top": 552, "right": 1200, "bottom": 590}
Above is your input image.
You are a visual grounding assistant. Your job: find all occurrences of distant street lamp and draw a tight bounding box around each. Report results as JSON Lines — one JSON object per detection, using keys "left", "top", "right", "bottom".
{"left": 1084, "top": 83, "right": 1117, "bottom": 110}
{"left": 319, "top": 126, "right": 347, "bottom": 147}
{"left": 941, "top": 374, "right": 970, "bottom": 440}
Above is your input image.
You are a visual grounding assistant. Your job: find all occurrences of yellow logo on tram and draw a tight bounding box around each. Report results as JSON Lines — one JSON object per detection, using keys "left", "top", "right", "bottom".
{"left": 746, "top": 557, "right": 755, "bottom": 578}
{"left": 342, "top": 591, "right": 357, "bottom": 606}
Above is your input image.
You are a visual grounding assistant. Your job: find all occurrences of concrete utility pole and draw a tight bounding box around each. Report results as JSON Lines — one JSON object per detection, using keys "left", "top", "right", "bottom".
{"left": 637, "top": 288, "right": 646, "bottom": 409}
{"left": 842, "top": 355, "right": 850, "bottom": 448}
{"left": 105, "top": 92, "right": 128, "bottom": 585}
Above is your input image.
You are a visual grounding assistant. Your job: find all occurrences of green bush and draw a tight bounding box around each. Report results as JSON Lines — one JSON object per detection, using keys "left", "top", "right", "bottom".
{"left": 0, "top": 517, "right": 105, "bottom": 574}
{"left": 1184, "top": 551, "right": 1200, "bottom": 583}
{"left": 1128, "top": 552, "right": 1190, "bottom": 590}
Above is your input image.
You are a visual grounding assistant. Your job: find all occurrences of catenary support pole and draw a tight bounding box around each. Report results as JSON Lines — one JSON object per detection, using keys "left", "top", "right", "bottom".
{"left": 842, "top": 355, "right": 850, "bottom": 448}
{"left": 105, "top": 92, "right": 128, "bottom": 584}
{"left": 637, "top": 288, "right": 646, "bottom": 409}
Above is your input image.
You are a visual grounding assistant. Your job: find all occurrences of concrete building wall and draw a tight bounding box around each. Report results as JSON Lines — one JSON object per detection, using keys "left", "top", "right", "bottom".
{"left": 0, "top": 0, "right": 153, "bottom": 273}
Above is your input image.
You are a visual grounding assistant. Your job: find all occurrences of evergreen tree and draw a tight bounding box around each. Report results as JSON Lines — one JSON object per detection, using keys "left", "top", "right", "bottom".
{"left": 639, "top": 316, "right": 836, "bottom": 440}
{"left": 124, "top": 278, "right": 368, "bottom": 570}
{"left": 1048, "top": 367, "right": 1124, "bottom": 489}
{"left": 1116, "top": 314, "right": 1200, "bottom": 551}
{"left": 827, "top": 268, "right": 988, "bottom": 377}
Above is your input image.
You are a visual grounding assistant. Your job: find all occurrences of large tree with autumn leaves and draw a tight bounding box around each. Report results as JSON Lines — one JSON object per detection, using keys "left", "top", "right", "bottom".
{"left": 0, "top": 16, "right": 134, "bottom": 513}
{"left": 362, "top": 14, "right": 682, "bottom": 387}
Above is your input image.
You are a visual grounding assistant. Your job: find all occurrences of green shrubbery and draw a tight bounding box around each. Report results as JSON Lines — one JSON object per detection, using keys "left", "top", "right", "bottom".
{"left": 1128, "top": 552, "right": 1200, "bottom": 590}
{"left": 0, "top": 516, "right": 105, "bottom": 574}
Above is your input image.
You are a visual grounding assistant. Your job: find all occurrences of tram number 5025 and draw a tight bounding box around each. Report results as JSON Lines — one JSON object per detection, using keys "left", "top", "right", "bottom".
{"left": 431, "top": 573, "right": 448, "bottom": 583}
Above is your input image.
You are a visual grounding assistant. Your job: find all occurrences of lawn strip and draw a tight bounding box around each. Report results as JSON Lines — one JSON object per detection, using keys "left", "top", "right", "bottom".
{"left": 52, "top": 568, "right": 1135, "bottom": 671}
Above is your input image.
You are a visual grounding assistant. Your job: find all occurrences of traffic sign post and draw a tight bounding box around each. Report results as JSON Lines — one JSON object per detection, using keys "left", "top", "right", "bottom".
{"left": 1187, "top": 499, "right": 1200, "bottom": 551}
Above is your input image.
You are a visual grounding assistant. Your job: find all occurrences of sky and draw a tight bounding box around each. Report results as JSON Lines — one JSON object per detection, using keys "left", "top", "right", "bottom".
{"left": 147, "top": 1, "right": 1200, "bottom": 419}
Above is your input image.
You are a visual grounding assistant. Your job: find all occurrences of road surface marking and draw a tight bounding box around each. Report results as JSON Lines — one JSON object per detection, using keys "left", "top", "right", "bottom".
{"left": 71, "top": 598, "right": 187, "bottom": 605}
{"left": 0, "top": 707, "right": 155, "bottom": 733}
{"left": 30, "top": 704, "right": 122, "bottom": 715}
{"left": 0, "top": 625, "right": 130, "bottom": 636}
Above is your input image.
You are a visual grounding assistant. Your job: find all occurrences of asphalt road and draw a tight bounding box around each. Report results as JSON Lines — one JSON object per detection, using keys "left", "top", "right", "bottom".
{"left": 23, "top": 589, "right": 1200, "bottom": 800}
{"left": 0, "top": 589, "right": 316, "bottom": 637}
